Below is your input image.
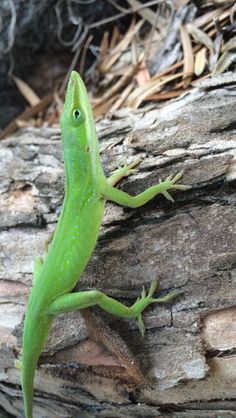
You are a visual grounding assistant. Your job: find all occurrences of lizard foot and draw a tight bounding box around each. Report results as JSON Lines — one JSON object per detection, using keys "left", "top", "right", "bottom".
{"left": 137, "top": 279, "right": 182, "bottom": 336}
{"left": 159, "top": 171, "right": 190, "bottom": 203}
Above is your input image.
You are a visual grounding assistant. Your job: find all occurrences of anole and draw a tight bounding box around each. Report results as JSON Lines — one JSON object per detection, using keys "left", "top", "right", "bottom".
{"left": 21, "top": 71, "right": 187, "bottom": 418}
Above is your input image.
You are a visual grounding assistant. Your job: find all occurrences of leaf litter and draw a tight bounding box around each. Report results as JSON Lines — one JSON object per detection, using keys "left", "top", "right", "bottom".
{"left": 1, "top": 0, "right": 236, "bottom": 140}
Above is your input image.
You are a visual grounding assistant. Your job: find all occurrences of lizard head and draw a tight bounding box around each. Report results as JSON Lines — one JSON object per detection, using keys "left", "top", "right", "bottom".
{"left": 60, "top": 71, "right": 98, "bottom": 154}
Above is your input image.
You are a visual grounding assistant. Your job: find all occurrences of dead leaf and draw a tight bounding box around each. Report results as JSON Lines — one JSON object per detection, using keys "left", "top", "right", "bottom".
{"left": 97, "top": 32, "right": 110, "bottom": 70}
{"left": 153, "top": 60, "right": 183, "bottom": 79}
{"left": 126, "top": 73, "right": 183, "bottom": 108}
{"left": 100, "top": 19, "right": 144, "bottom": 72}
{"left": 180, "top": 25, "right": 194, "bottom": 86}
{"left": 230, "top": 1, "right": 236, "bottom": 24}
{"left": 110, "top": 82, "right": 135, "bottom": 112}
{"left": 135, "top": 59, "right": 150, "bottom": 87}
{"left": 15, "top": 119, "right": 31, "bottom": 128}
{"left": 212, "top": 51, "right": 236, "bottom": 76}
{"left": 53, "top": 91, "right": 64, "bottom": 116}
{"left": 194, "top": 7, "right": 227, "bottom": 28}
{"left": 172, "top": 0, "right": 189, "bottom": 8}
{"left": 126, "top": 0, "right": 164, "bottom": 27}
{"left": 209, "top": 33, "right": 223, "bottom": 70}
{"left": 131, "top": 38, "right": 139, "bottom": 65}
{"left": 186, "top": 23, "right": 215, "bottom": 53}
{"left": 110, "top": 26, "right": 120, "bottom": 49}
{"left": 195, "top": 47, "right": 207, "bottom": 76}
{"left": 12, "top": 75, "right": 40, "bottom": 106}
{"left": 92, "top": 95, "right": 118, "bottom": 118}
{"left": 145, "top": 88, "right": 189, "bottom": 101}
{"left": 222, "top": 36, "right": 236, "bottom": 52}
{"left": 192, "top": 73, "right": 210, "bottom": 85}
{"left": 94, "top": 64, "right": 137, "bottom": 105}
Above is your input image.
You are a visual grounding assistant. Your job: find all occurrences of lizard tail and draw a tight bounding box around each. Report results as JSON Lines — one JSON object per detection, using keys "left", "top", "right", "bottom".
{"left": 21, "top": 361, "right": 36, "bottom": 418}
{"left": 21, "top": 315, "right": 53, "bottom": 418}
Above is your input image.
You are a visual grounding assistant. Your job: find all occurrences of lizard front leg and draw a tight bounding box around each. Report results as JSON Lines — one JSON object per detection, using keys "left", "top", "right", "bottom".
{"left": 101, "top": 171, "right": 188, "bottom": 207}
{"left": 107, "top": 160, "right": 140, "bottom": 186}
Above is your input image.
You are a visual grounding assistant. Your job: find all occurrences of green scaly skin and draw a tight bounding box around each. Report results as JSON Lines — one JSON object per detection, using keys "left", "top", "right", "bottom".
{"left": 21, "top": 71, "right": 187, "bottom": 418}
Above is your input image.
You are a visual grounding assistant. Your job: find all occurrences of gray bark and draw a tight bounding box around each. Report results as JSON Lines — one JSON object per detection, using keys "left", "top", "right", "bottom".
{"left": 0, "top": 72, "right": 236, "bottom": 418}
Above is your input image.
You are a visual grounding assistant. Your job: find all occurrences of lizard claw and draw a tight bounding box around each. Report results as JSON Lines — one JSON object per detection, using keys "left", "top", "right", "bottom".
{"left": 123, "top": 159, "right": 141, "bottom": 177}
{"left": 141, "top": 285, "right": 146, "bottom": 299}
{"left": 15, "top": 358, "right": 22, "bottom": 370}
{"left": 147, "top": 279, "right": 158, "bottom": 297}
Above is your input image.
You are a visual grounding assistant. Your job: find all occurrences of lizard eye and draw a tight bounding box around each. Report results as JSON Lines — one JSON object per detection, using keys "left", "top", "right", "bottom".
{"left": 71, "top": 108, "right": 85, "bottom": 126}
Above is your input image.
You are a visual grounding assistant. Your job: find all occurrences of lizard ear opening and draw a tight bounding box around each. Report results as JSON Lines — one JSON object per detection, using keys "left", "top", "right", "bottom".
{"left": 71, "top": 108, "right": 85, "bottom": 127}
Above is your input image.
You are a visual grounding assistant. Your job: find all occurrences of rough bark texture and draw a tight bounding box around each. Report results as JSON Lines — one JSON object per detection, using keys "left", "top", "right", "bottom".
{"left": 0, "top": 73, "right": 236, "bottom": 418}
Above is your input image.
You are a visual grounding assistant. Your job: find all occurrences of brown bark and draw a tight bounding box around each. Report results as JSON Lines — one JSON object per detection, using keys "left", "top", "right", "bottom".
{"left": 0, "top": 72, "right": 236, "bottom": 418}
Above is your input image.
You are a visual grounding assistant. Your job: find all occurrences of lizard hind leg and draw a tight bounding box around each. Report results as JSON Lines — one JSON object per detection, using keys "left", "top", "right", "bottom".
{"left": 47, "top": 280, "right": 182, "bottom": 336}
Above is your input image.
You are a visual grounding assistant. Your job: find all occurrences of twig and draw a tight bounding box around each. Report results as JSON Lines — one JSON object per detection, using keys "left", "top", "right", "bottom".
{"left": 5, "top": 0, "right": 16, "bottom": 53}
{"left": 89, "top": 0, "right": 167, "bottom": 29}
{"left": 59, "top": 26, "right": 89, "bottom": 95}
{"left": 55, "top": 0, "right": 83, "bottom": 47}
{"left": 79, "top": 34, "right": 94, "bottom": 75}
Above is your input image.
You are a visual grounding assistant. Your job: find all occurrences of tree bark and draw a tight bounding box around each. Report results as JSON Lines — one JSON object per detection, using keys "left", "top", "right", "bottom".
{"left": 0, "top": 72, "right": 236, "bottom": 418}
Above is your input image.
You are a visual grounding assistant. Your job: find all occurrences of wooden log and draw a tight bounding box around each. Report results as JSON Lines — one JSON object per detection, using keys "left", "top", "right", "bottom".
{"left": 0, "top": 72, "right": 236, "bottom": 418}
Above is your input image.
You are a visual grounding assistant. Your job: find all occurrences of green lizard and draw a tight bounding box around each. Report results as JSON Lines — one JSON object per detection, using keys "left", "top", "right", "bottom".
{"left": 21, "top": 71, "right": 187, "bottom": 418}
